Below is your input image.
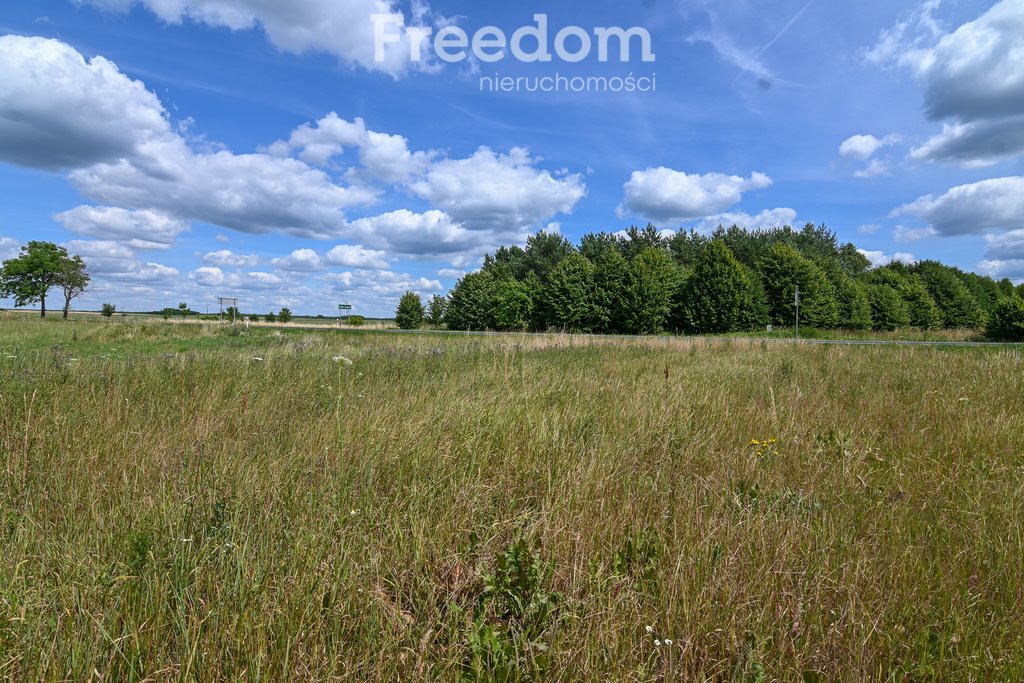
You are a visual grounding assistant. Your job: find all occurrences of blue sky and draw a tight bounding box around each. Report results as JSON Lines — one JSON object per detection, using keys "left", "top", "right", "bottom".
{"left": 1, "top": 0, "right": 1023, "bottom": 316}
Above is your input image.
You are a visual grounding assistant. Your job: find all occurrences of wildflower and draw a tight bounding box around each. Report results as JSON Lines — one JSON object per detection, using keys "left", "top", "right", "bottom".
{"left": 654, "top": 639, "right": 661, "bottom": 647}
{"left": 645, "top": 625, "right": 654, "bottom": 633}
{"left": 664, "top": 639, "right": 673, "bottom": 646}
{"left": 333, "top": 356, "right": 354, "bottom": 365}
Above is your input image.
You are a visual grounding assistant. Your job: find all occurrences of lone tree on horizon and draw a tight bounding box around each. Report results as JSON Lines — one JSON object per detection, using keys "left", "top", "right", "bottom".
{"left": 0, "top": 241, "right": 91, "bottom": 318}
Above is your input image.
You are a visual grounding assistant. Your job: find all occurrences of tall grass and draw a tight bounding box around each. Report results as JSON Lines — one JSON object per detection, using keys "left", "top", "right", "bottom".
{"left": 1, "top": 319, "right": 1022, "bottom": 680}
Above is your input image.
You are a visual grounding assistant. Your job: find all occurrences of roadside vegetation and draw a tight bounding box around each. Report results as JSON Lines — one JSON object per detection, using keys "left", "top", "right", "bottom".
{"left": 441, "top": 224, "right": 1024, "bottom": 341}
{"left": 1, "top": 318, "right": 1022, "bottom": 680}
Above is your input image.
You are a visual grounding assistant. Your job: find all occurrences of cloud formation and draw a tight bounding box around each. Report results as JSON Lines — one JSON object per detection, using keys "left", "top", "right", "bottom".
{"left": 79, "top": 0, "right": 434, "bottom": 75}
{"left": 869, "top": 0, "right": 1024, "bottom": 166}
{"left": 893, "top": 177, "right": 1024, "bottom": 236}
{"left": 0, "top": 35, "right": 170, "bottom": 170}
{"left": 0, "top": 36, "right": 586, "bottom": 270}
{"left": 618, "top": 168, "right": 772, "bottom": 224}
{"left": 55, "top": 206, "right": 188, "bottom": 249}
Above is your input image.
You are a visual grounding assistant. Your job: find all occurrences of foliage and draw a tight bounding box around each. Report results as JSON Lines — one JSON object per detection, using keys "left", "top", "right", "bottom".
{"left": 348, "top": 315, "right": 366, "bottom": 326}
{"left": 610, "top": 529, "right": 661, "bottom": 593}
{"left": 523, "top": 231, "right": 575, "bottom": 283}
{"left": 758, "top": 243, "right": 840, "bottom": 328}
{"left": 395, "top": 291, "right": 425, "bottom": 330}
{"left": 446, "top": 271, "right": 497, "bottom": 331}
{"left": 0, "top": 241, "right": 89, "bottom": 318}
{"left": 57, "top": 255, "right": 90, "bottom": 319}
{"left": 265, "top": 312, "right": 277, "bottom": 323}
{"left": 621, "top": 248, "right": 682, "bottom": 334}
{"left": 985, "top": 297, "right": 1024, "bottom": 341}
{"left": 100, "top": 303, "right": 116, "bottom": 317}
{"left": 462, "top": 539, "right": 561, "bottom": 682}
{"left": 278, "top": 307, "right": 293, "bottom": 323}
{"left": 678, "top": 240, "right": 759, "bottom": 333}
{"left": 541, "top": 253, "right": 597, "bottom": 332}
{"left": 900, "top": 280, "right": 944, "bottom": 330}
{"left": 867, "top": 285, "right": 911, "bottom": 331}
{"left": 590, "top": 247, "right": 630, "bottom": 334}
{"left": 492, "top": 279, "right": 533, "bottom": 332}
{"left": 913, "top": 261, "right": 980, "bottom": 328}
{"left": 830, "top": 273, "right": 873, "bottom": 330}
{"left": 427, "top": 295, "right": 448, "bottom": 327}
{"left": 441, "top": 225, "right": 1002, "bottom": 335}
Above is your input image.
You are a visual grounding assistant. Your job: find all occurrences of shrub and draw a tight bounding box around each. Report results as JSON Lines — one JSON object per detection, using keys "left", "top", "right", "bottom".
{"left": 278, "top": 307, "right": 293, "bottom": 323}
{"left": 100, "top": 303, "right": 116, "bottom": 317}
{"left": 348, "top": 315, "right": 366, "bottom": 326}
{"left": 985, "top": 297, "right": 1024, "bottom": 341}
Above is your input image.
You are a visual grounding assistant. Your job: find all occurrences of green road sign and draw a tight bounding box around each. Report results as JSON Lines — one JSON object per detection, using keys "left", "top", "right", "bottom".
{"left": 338, "top": 304, "right": 353, "bottom": 310}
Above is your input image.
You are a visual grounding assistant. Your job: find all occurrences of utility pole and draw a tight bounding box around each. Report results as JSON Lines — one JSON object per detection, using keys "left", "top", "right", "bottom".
{"left": 795, "top": 285, "right": 800, "bottom": 339}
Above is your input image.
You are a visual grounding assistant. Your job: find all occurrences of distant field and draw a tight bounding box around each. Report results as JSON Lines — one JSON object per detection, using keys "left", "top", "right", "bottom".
{"left": 0, "top": 308, "right": 398, "bottom": 330}
{"left": 1, "top": 318, "right": 1022, "bottom": 680}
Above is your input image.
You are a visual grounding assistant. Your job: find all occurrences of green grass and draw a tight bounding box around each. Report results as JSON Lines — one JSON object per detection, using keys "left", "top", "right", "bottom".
{"left": 1, "top": 317, "right": 1022, "bottom": 680}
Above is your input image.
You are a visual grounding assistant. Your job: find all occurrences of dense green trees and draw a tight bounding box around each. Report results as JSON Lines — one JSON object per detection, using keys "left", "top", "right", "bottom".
{"left": 438, "top": 224, "right": 1014, "bottom": 338}
{"left": 678, "top": 240, "right": 758, "bottom": 333}
{"left": 543, "top": 253, "right": 598, "bottom": 332}
{"left": 867, "top": 285, "right": 911, "bottom": 331}
{"left": 621, "top": 248, "right": 681, "bottom": 334}
{"left": 758, "top": 243, "right": 839, "bottom": 328}
{"left": 985, "top": 297, "right": 1024, "bottom": 341}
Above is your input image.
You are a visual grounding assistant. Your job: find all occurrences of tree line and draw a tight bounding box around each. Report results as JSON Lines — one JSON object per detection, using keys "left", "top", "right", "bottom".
{"left": 421, "top": 224, "right": 1024, "bottom": 340}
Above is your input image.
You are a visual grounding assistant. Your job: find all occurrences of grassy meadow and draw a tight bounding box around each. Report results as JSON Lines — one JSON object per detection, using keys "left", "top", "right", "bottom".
{"left": 1, "top": 316, "right": 1022, "bottom": 681}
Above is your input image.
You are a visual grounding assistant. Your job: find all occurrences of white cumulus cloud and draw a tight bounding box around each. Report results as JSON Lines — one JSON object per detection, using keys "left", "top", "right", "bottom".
{"left": 55, "top": 206, "right": 187, "bottom": 249}
{"left": 79, "top": 0, "right": 436, "bottom": 76}
{"left": 618, "top": 168, "right": 772, "bottom": 224}
{"left": 869, "top": 0, "right": 1024, "bottom": 166}
{"left": 203, "top": 250, "right": 261, "bottom": 267}
{"left": 324, "top": 244, "right": 390, "bottom": 269}
{"left": 893, "top": 177, "right": 1024, "bottom": 236}
{"left": 412, "top": 147, "right": 586, "bottom": 235}
{"left": 0, "top": 35, "right": 171, "bottom": 170}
